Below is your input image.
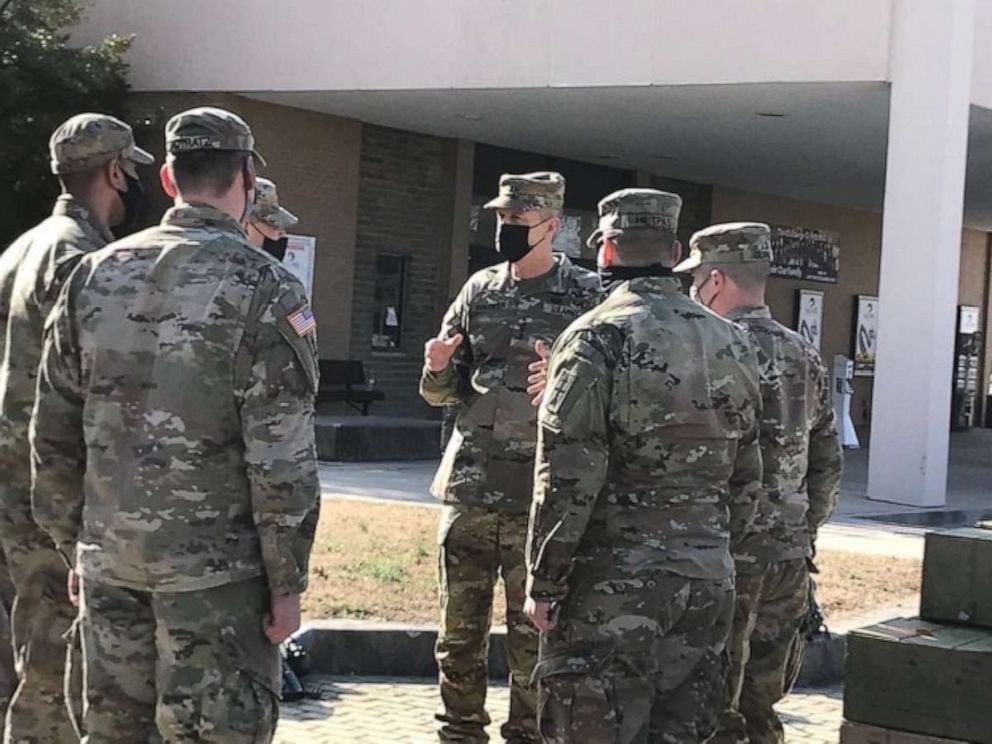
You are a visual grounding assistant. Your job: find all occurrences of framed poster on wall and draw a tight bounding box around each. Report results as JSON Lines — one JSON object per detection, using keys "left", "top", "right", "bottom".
{"left": 853, "top": 295, "right": 879, "bottom": 377}
{"left": 769, "top": 225, "right": 840, "bottom": 283}
{"left": 283, "top": 234, "right": 316, "bottom": 300}
{"left": 796, "top": 289, "right": 824, "bottom": 351}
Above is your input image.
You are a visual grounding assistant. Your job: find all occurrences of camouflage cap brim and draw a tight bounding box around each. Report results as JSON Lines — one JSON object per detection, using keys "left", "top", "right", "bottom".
{"left": 258, "top": 206, "right": 298, "bottom": 230}
{"left": 587, "top": 227, "right": 626, "bottom": 249}
{"left": 586, "top": 228, "right": 604, "bottom": 249}
{"left": 129, "top": 145, "right": 155, "bottom": 166}
{"left": 50, "top": 143, "right": 156, "bottom": 175}
{"left": 483, "top": 194, "right": 531, "bottom": 211}
{"left": 672, "top": 251, "right": 703, "bottom": 274}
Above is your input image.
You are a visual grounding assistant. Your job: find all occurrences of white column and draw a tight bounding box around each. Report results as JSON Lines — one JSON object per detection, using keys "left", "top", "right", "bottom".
{"left": 867, "top": 0, "right": 975, "bottom": 506}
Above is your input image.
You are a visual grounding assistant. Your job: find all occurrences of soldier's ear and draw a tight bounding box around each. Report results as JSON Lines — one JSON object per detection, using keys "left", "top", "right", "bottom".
{"left": 671, "top": 240, "right": 683, "bottom": 265}
{"left": 159, "top": 162, "right": 177, "bottom": 199}
{"left": 107, "top": 159, "right": 126, "bottom": 191}
{"left": 243, "top": 156, "right": 257, "bottom": 193}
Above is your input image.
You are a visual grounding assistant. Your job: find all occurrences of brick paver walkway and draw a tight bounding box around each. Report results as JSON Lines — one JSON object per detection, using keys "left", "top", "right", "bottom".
{"left": 274, "top": 676, "right": 843, "bottom": 743}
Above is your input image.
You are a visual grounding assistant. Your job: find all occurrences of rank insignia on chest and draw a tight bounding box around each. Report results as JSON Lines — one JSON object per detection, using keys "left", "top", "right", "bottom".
{"left": 287, "top": 304, "right": 316, "bottom": 337}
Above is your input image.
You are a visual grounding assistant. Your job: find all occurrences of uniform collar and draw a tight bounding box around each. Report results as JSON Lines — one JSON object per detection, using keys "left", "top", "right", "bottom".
{"left": 162, "top": 202, "right": 247, "bottom": 238}
{"left": 497, "top": 252, "right": 574, "bottom": 292}
{"left": 51, "top": 194, "right": 115, "bottom": 244}
{"left": 727, "top": 305, "right": 772, "bottom": 321}
{"left": 610, "top": 275, "right": 684, "bottom": 295}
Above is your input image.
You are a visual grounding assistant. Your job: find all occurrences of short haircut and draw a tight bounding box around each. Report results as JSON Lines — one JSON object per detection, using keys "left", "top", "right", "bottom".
{"left": 705, "top": 260, "right": 771, "bottom": 291}
{"left": 58, "top": 164, "right": 105, "bottom": 195}
{"left": 170, "top": 151, "right": 247, "bottom": 197}
{"left": 612, "top": 228, "right": 678, "bottom": 267}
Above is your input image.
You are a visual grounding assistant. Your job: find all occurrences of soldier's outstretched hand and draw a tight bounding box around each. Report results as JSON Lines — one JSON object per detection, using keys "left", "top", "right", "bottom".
{"left": 424, "top": 333, "right": 464, "bottom": 373}
{"left": 527, "top": 340, "right": 550, "bottom": 407}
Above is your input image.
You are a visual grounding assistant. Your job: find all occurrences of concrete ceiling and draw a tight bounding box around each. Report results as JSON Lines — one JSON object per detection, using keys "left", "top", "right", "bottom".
{"left": 247, "top": 82, "right": 992, "bottom": 230}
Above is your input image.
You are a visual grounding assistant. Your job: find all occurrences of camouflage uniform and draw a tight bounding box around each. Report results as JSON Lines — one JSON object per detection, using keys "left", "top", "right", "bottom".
{"left": 673, "top": 223, "right": 843, "bottom": 744}
{"left": 527, "top": 190, "right": 763, "bottom": 744}
{"left": 421, "top": 173, "right": 601, "bottom": 743}
{"left": 0, "top": 113, "right": 154, "bottom": 744}
{"left": 0, "top": 231, "right": 29, "bottom": 744}
{"left": 30, "top": 108, "right": 319, "bottom": 743}
{"left": 0, "top": 552, "right": 15, "bottom": 736}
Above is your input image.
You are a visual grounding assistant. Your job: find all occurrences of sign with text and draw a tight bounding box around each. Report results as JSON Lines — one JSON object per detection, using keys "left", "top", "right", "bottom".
{"left": 853, "top": 295, "right": 879, "bottom": 376}
{"left": 770, "top": 225, "right": 839, "bottom": 283}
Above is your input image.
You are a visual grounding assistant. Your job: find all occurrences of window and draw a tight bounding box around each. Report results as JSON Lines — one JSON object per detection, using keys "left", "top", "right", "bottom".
{"left": 371, "top": 254, "right": 407, "bottom": 350}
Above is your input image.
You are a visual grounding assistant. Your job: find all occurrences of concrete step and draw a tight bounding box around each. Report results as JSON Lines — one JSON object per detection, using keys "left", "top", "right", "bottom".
{"left": 296, "top": 619, "right": 846, "bottom": 686}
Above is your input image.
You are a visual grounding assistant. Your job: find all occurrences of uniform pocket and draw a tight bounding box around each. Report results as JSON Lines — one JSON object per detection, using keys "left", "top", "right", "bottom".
{"left": 436, "top": 507, "right": 462, "bottom": 598}
{"left": 275, "top": 319, "right": 319, "bottom": 394}
{"left": 534, "top": 644, "right": 621, "bottom": 744}
{"left": 217, "top": 627, "right": 281, "bottom": 744}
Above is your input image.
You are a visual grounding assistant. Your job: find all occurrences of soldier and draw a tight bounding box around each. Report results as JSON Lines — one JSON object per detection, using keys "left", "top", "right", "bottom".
{"left": 0, "top": 112, "right": 154, "bottom": 743}
{"left": 30, "top": 106, "right": 320, "bottom": 742}
{"left": 525, "top": 189, "right": 763, "bottom": 744}
{"left": 674, "top": 223, "right": 842, "bottom": 744}
{"left": 247, "top": 176, "right": 298, "bottom": 260}
{"left": 420, "top": 172, "right": 600, "bottom": 743}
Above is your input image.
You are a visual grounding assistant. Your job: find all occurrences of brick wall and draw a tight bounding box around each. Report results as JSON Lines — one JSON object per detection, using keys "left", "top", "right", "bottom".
{"left": 349, "top": 125, "right": 458, "bottom": 417}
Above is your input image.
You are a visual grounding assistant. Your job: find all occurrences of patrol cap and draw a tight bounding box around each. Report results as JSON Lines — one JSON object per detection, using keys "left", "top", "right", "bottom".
{"left": 483, "top": 172, "right": 565, "bottom": 211}
{"left": 49, "top": 113, "right": 154, "bottom": 176}
{"left": 673, "top": 222, "right": 773, "bottom": 274}
{"left": 164, "top": 106, "right": 267, "bottom": 166}
{"left": 251, "top": 177, "right": 299, "bottom": 230}
{"left": 586, "top": 188, "right": 682, "bottom": 248}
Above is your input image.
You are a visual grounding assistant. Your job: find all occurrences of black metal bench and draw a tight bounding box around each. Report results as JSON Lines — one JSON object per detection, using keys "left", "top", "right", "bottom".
{"left": 316, "top": 360, "right": 385, "bottom": 416}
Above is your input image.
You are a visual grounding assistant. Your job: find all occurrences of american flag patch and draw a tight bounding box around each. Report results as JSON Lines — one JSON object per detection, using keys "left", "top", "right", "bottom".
{"left": 287, "top": 305, "right": 316, "bottom": 337}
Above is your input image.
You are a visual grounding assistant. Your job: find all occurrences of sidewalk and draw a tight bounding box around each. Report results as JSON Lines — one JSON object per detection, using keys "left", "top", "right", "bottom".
{"left": 275, "top": 677, "right": 843, "bottom": 744}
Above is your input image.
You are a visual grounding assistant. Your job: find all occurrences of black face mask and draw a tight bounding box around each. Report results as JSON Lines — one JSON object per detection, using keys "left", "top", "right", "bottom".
{"left": 262, "top": 236, "right": 288, "bottom": 261}
{"left": 496, "top": 218, "right": 550, "bottom": 263}
{"left": 597, "top": 263, "right": 675, "bottom": 287}
{"left": 113, "top": 172, "right": 148, "bottom": 239}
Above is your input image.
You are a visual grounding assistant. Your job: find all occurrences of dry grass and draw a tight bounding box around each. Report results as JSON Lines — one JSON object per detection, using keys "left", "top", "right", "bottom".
{"left": 813, "top": 549, "right": 921, "bottom": 619}
{"left": 303, "top": 501, "right": 920, "bottom": 624}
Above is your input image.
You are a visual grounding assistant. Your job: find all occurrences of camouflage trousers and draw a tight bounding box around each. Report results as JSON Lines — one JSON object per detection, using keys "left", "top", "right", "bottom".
{"left": 0, "top": 550, "right": 16, "bottom": 739}
{"left": 436, "top": 504, "right": 540, "bottom": 743}
{"left": 77, "top": 576, "right": 280, "bottom": 743}
{"left": 535, "top": 571, "right": 734, "bottom": 744}
{"left": 709, "top": 559, "right": 809, "bottom": 744}
{"left": 0, "top": 529, "right": 77, "bottom": 744}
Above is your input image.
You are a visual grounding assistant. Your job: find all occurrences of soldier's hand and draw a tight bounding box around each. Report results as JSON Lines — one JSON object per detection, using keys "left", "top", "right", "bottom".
{"left": 265, "top": 593, "right": 302, "bottom": 644}
{"left": 524, "top": 596, "right": 559, "bottom": 632}
{"left": 424, "top": 333, "right": 464, "bottom": 373}
{"left": 527, "top": 340, "right": 550, "bottom": 407}
{"left": 67, "top": 569, "right": 80, "bottom": 608}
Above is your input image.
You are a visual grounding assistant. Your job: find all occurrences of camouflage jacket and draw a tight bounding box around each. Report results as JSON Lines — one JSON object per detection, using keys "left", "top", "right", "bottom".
{"left": 421, "top": 254, "right": 601, "bottom": 513}
{"left": 728, "top": 306, "right": 842, "bottom": 572}
{"left": 30, "top": 203, "right": 320, "bottom": 595}
{"left": 0, "top": 196, "right": 113, "bottom": 535}
{"left": 527, "top": 277, "right": 763, "bottom": 601}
